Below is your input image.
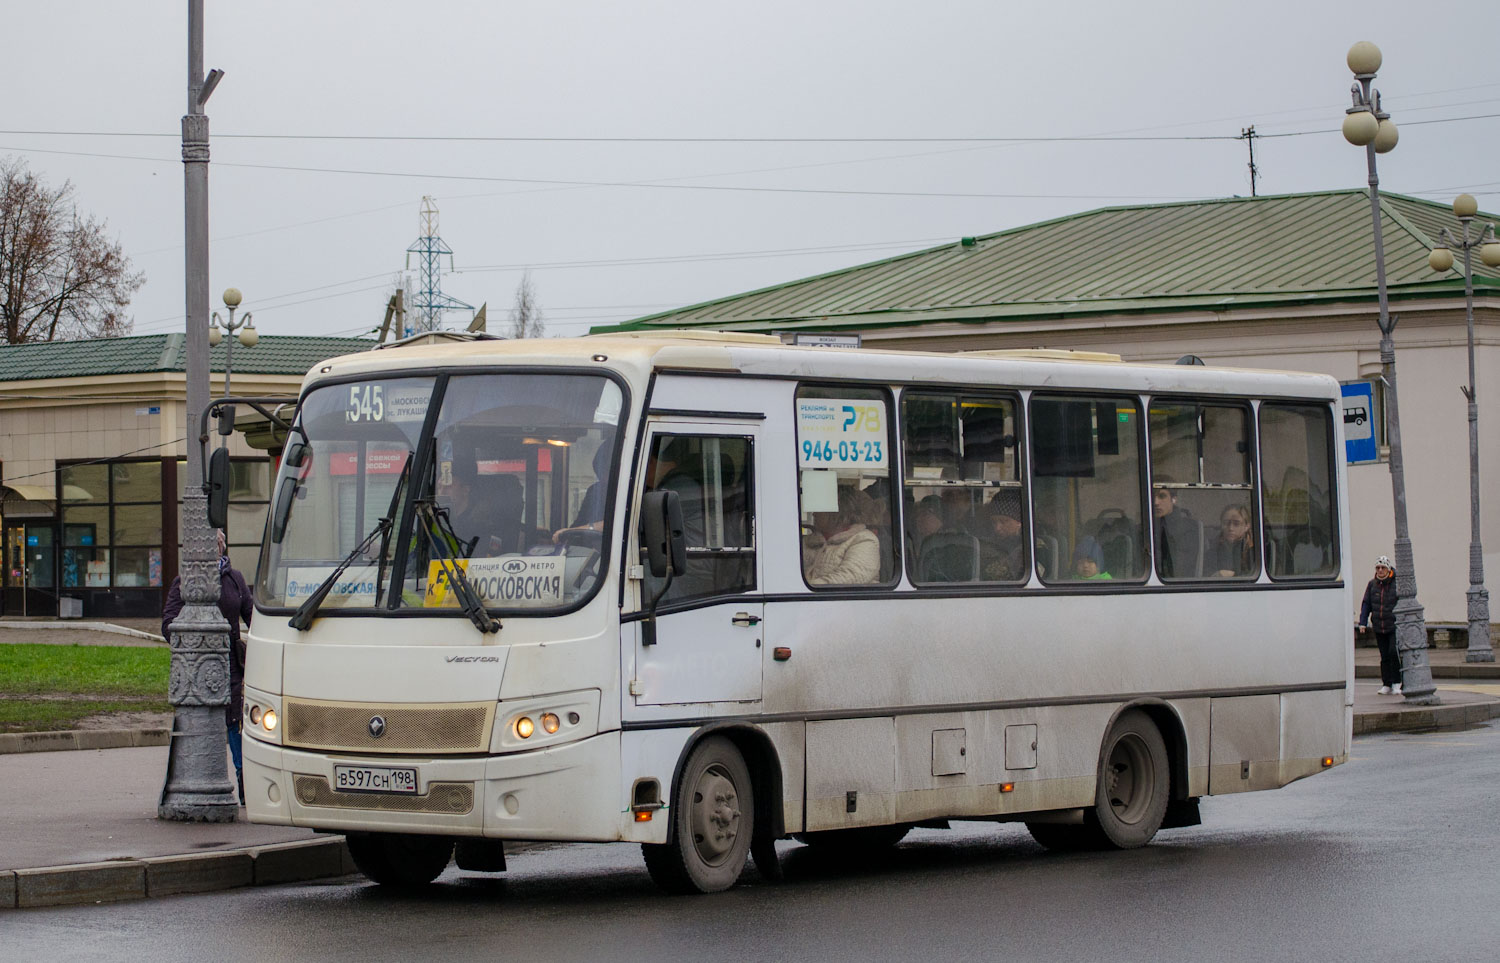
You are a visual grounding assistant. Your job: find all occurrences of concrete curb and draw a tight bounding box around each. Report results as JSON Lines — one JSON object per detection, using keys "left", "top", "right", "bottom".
{"left": 0, "top": 728, "right": 170, "bottom": 755}
{"left": 1, "top": 837, "right": 351, "bottom": 909}
{"left": 1355, "top": 663, "right": 1500, "bottom": 680}
{"left": 0, "top": 620, "right": 165, "bottom": 643}
{"left": 1352, "top": 699, "right": 1500, "bottom": 735}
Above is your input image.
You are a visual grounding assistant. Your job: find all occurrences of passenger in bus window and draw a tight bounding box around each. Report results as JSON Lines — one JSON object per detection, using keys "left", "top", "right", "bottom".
{"left": 1071, "top": 536, "right": 1112, "bottom": 580}
{"left": 978, "top": 488, "right": 1026, "bottom": 581}
{"left": 803, "top": 485, "right": 881, "bottom": 585}
{"left": 1210, "top": 503, "right": 1255, "bottom": 577}
{"left": 1152, "top": 481, "right": 1202, "bottom": 578}
{"left": 447, "top": 461, "right": 523, "bottom": 556}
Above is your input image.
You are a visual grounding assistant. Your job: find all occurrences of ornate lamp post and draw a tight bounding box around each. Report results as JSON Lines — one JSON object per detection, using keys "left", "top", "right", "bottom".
{"left": 1341, "top": 41, "right": 1439, "bottom": 704}
{"left": 160, "top": 0, "right": 237, "bottom": 821}
{"left": 211, "top": 287, "right": 258, "bottom": 400}
{"left": 1427, "top": 196, "right": 1500, "bottom": 662}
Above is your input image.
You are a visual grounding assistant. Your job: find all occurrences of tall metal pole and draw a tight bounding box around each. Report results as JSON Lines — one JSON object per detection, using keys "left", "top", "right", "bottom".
{"left": 1456, "top": 216, "right": 1495, "bottom": 661}
{"left": 161, "top": 0, "right": 237, "bottom": 821}
{"left": 1345, "top": 48, "right": 1438, "bottom": 705}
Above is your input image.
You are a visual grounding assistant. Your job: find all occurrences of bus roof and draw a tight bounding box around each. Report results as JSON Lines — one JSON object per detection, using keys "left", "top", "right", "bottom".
{"left": 300, "top": 330, "right": 1340, "bottom": 402}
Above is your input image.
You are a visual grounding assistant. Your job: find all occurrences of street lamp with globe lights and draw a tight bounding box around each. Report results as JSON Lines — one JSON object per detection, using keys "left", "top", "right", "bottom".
{"left": 1342, "top": 41, "right": 1439, "bottom": 704}
{"left": 210, "top": 287, "right": 257, "bottom": 400}
{"left": 1427, "top": 195, "right": 1500, "bottom": 663}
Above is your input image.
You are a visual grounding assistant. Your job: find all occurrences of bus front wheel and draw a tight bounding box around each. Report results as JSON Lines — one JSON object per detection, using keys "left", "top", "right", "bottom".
{"left": 642, "top": 736, "right": 755, "bottom": 894}
{"left": 346, "top": 832, "right": 454, "bottom": 887}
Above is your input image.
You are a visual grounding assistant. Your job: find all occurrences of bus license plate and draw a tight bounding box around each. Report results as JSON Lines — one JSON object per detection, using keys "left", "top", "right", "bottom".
{"left": 334, "top": 765, "right": 418, "bottom": 795}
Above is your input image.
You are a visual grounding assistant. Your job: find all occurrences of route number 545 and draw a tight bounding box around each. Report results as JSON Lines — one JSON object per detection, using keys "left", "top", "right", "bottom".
{"left": 347, "top": 385, "right": 384, "bottom": 422}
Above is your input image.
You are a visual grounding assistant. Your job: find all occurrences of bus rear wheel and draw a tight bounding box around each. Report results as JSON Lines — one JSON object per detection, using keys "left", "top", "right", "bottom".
{"left": 1027, "top": 710, "right": 1169, "bottom": 852}
{"left": 1089, "top": 709, "right": 1170, "bottom": 848}
{"left": 642, "top": 736, "right": 754, "bottom": 894}
{"left": 346, "top": 832, "right": 454, "bottom": 887}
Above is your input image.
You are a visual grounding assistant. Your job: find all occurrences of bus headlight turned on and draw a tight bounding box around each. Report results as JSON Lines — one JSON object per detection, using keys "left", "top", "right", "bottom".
{"left": 492, "top": 690, "right": 601, "bottom": 753}
{"left": 242, "top": 686, "right": 282, "bottom": 745}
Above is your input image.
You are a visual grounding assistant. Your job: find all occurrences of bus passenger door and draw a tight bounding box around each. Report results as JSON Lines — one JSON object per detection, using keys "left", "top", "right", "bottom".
{"left": 631, "top": 426, "right": 763, "bottom": 706}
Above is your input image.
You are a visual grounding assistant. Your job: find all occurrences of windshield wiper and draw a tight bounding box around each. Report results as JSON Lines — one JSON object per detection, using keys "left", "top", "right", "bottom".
{"left": 373, "top": 452, "right": 413, "bottom": 607}
{"left": 415, "top": 499, "right": 501, "bottom": 634}
{"left": 287, "top": 516, "right": 391, "bottom": 631}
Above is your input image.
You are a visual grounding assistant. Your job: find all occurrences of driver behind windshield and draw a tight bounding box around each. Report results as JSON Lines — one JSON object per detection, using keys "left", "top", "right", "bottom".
{"left": 442, "top": 457, "right": 524, "bottom": 557}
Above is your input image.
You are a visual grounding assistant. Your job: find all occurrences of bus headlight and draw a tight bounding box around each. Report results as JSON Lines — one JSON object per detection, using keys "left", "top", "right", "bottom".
{"left": 492, "top": 690, "right": 601, "bottom": 753}
{"left": 262, "top": 709, "right": 278, "bottom": 732}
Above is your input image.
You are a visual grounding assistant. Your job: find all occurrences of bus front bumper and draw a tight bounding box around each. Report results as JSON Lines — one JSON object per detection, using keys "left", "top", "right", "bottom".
{"left": 242, "top": 729, "right": 622, "bottom": 841}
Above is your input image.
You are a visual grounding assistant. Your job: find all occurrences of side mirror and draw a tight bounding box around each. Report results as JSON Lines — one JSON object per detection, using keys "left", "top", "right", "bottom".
{"left": 283, "top": 439, "right": 308, "bottom": 468}
{"left": 206, "top": 447, "right": 231, "bottom": 530}
{"left": 641, "top": 489, "right": 687, "bottom": 578}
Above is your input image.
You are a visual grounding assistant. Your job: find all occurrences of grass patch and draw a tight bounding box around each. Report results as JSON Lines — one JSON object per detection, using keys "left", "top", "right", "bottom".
{"left": 0, "top": 698, "right": 173, "bottom": 733}
{"left": 0, "top": 644, "right": 169, "bottom": 698}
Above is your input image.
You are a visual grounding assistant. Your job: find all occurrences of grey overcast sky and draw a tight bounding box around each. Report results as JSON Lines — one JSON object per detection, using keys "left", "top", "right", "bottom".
{"left": 3, "top": 1, "right": 1497, "bottom": 340}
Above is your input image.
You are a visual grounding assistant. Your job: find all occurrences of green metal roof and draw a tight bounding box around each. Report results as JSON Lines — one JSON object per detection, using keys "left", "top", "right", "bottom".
{"left": 0, "top": 334, "right": 375, "bottom": 384}
{"left": 596, "top": 190, "right": 1497, "bottom": 334}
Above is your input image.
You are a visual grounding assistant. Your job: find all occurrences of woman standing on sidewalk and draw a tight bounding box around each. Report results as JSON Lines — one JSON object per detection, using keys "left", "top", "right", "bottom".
{"left": 161, "top": 530, "right": 253, "bottom": 802}
{"left": 1358, "top": 555, "right": 1401, "bottom": 695}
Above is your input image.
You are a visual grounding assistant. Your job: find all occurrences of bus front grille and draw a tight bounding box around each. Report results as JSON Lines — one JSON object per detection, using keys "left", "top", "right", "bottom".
{"left": 282, "top": 699, "right": 495, "bottom": 754}
{"left": 292, "top": 775, "right": 475, "bottom": 815}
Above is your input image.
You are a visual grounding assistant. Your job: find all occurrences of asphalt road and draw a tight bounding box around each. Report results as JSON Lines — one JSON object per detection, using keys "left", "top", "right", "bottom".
{"left": 8, "top": 723, "right": 1500, "bottom": 963}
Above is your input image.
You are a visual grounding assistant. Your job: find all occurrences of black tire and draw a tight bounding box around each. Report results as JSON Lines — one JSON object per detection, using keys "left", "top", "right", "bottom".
{"left": 794, "top": 823, "right": 911, "bottom": 855}
{"left": 1087, "top": 709, "right": 1170, "bottom": 849}
{"left": 346, "top": 832, "right": 454, "bottom": 887}
{"left": 642, "top": 736, "right": 754, "bottom": 894}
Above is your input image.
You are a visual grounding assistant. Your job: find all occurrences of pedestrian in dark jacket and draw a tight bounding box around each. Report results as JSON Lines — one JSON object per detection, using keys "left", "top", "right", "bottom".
{"left": 1357, "top": 554, "right": 1400, "bottom": 694}
{"left": 162, "top": 530, "right": 253, "bottom": 802}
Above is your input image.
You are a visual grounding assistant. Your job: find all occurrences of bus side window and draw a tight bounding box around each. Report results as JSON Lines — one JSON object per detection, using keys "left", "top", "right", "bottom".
{"left": 1259, "top": 404, "right": 1338, "bottom": 578}
{"left": 902, "top": 390, "right": 1024, "bottom": 584}
{"left": 796, "top": 385, "right": 896, "bottom": 588}
{"left": 1149, "top": 402, "right": 1259, "bottom": 581}
{"left": 643, "top": 434, "right": 756, "bottom": 603}
{"left": 1030, "top": 394, "right": 1148, "bottom": 583}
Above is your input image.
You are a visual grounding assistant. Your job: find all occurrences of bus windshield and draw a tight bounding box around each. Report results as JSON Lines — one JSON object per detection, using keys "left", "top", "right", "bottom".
{"left": 257, "top": 372, "right": 623, "bottom": 617}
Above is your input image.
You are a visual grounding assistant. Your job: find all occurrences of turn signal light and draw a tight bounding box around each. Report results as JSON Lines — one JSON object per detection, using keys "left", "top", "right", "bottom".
{"left": 262, "top": 709, "right": 278, "bottom": 732}
{"left": 1322, "top": 757, "right": 1335, "bottom": 768}
{"left": 1000, "top": 782, "right": 1015, "bottom": 793}
{"left": 634, "top": 811, "right": 653, "bottom": 822}
{"left": 249, "top": 705, "right": 262, "bottom": 726}
{"left": 515, "top": 716, "right": 535, "bottom": 739}
{"left": 541, "top": 713, "right": 560, "bottom": 734}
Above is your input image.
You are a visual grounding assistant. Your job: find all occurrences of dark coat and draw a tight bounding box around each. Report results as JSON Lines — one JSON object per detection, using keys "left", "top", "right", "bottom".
{"left": 162, "top": 564, "right": 254, "bottom": 725}
{"left": 1360, "top": 574, "right": 1397, "bottom": 634}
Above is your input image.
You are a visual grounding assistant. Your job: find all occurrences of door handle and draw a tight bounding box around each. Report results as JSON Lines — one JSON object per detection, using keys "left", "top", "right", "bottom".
{"left": 731, "top": 612, "right": 760, "bottom": 627}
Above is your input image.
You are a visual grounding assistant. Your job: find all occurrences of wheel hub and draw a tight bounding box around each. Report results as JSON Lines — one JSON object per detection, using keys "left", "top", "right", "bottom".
{"left": 690, "top": 765, "right": 741, "bottom": 866}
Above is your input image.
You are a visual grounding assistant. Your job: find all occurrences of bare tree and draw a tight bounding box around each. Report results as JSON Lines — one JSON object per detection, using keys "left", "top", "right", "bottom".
{"left": 506, "top": 271, "right": 546, "bottom": 339}
{"left": 0, "top": 157, "right": 144, "bottom": 344}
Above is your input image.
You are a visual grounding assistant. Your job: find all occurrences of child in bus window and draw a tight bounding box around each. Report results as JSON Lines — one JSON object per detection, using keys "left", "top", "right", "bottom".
{"left": 1072, "top": 536, "right": 1112, "bottom": 580}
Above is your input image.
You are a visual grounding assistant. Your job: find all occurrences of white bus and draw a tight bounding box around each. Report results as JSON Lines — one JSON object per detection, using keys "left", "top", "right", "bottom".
{"left": 237, "top": 332, "right": 1351, "bottom": 893}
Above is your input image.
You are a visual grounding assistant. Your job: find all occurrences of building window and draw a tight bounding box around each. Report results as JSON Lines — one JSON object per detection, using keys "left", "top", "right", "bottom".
{"left": 58, "top": 460, "right": 163, "bottom": 589}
